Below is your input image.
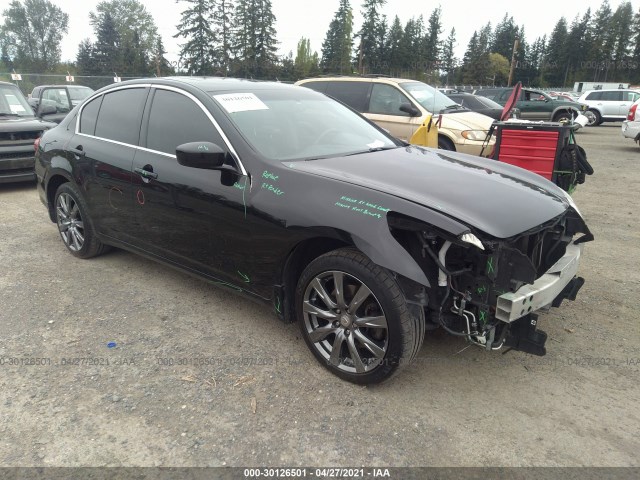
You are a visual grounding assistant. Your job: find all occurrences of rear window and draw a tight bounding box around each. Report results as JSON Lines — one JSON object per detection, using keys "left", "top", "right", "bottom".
{"left": 79, "top": 95, "right": 103, "bottom": 135}
{"left": 325, "top": 82, "right": 371, "bottom": 112}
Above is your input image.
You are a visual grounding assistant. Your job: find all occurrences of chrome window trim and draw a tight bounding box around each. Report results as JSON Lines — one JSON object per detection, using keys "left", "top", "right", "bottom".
{"left": 74, "top": 83, "right": 247, "bottom": 176}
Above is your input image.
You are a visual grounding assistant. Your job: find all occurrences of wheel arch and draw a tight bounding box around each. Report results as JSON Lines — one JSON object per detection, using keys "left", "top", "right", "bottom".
{"left": 551, "top": 106, "right": 579, "bottom": 120}
{"left": 45, "top": 171, "right": 73, "bottom": 222}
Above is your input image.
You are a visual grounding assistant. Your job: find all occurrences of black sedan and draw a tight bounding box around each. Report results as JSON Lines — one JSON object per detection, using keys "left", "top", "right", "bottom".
{"left": 446, "top": 92, "right": 521, "bottom": 120}
{"left": 35, "top": 78, "right": 592, "bottom": 384}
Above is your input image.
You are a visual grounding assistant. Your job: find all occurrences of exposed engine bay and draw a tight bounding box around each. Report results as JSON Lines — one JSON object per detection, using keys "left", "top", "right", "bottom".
{"left": 389, "top": 207, "right": 593, "bottom": 356}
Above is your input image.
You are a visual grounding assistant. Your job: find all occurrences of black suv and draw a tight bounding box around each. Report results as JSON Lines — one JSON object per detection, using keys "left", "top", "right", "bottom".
{"left": 0, "top": 81, "right": 56, "bottom": 183}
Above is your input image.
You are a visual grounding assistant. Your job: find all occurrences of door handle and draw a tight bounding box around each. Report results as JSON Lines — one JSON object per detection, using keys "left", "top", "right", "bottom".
{"left": 69, "top": 145, "right": 84, "bottom": 156}
{"left": 134, "top": 166, "right": 158, "bottom": 179}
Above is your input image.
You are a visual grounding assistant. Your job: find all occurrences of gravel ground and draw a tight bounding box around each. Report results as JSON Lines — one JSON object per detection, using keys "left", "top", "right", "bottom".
{"left": 0, "top": 124, "right": 638, "bottom": 468}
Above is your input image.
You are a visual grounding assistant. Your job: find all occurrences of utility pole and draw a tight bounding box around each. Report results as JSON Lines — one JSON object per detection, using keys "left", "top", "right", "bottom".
{"left": 508, "top": 36, "right": 520, "bottom": 87}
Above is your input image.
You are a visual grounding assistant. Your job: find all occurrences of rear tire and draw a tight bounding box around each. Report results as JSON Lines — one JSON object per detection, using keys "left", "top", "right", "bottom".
{"left": 586, "top": 109, "right": 601, "bottom": 126}
{"left": 295, "top": 248, "right": 424, "bottom": 384}
{"left": 54, "top": 183, "right": 108, "bottom": 259}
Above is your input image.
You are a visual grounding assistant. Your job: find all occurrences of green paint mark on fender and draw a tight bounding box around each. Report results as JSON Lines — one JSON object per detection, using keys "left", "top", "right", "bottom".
{"left": 238, "top": 271, "right": 250, "bottom": 283}
{"left": 275, "top": 296, "right": 281, "bottom": 314}
{"left": 486, "top": 257, "right": 495, "bottom": 275}
{"left": 262, "top": 170, "right": 279, "bottom": 181}
{"left": 262, "top": 183, "right": 284, "bottom": 196}
{"left": 334, "top": 196, "right": 390, "bottom": 220}
{"left": 213, "top": 281, "right": 242, "bottom": 292}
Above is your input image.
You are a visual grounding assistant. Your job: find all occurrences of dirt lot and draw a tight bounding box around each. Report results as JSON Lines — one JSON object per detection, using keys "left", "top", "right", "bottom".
{"left": 0, "top": 124, "right": 638, "bottom": 468}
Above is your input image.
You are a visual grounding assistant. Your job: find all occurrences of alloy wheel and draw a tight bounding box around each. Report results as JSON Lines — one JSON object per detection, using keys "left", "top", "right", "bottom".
{"left": 302, "top": 270, "right": 388, "bottom": 374}
{"left": 56, "top": 193, "right": 85, "bottom": 252}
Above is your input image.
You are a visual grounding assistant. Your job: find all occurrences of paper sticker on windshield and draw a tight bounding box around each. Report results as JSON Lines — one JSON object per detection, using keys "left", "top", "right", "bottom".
{"left": 213, "top": 93, "right": 269, "bottom": 113}
{"left": 367, "top": 140, "right": 386, "bottom": 149}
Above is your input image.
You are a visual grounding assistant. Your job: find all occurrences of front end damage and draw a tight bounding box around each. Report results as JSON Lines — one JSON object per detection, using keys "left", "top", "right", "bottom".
{"left": 389, "top": 207, "right": 593, "bottom": 356}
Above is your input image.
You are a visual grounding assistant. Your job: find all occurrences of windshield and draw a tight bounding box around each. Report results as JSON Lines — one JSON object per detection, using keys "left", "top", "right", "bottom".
{"left": 67, "top": 86, "right": 94, "bottom": 102}
{"left": 210, "top": 88, "right": 398, "bottom": 162}
{"left": 0, "top": 84, "right": 33, "bottom": 116}
{"left": 401, "top": 82, "right": 458, "bottom": 114}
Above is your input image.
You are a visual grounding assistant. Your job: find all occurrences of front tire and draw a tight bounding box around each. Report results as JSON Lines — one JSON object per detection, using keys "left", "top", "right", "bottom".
{"left": 553, "top": 111, "right": 574, "bottom": 124}
{"left": 438, "top": 136, "right": 455, "bottom": 151}
{"left": 54, "top": 183, "right": 107, "bottom": 259}
{"left": 295, "top": 248, "right": 424, "bottom": 384}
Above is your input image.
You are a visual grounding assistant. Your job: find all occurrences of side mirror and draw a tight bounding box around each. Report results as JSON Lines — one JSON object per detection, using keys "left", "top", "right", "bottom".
{"left": 38, "top": 104, "right": 57, "bottom": 116}
{"left": 176, "top": 142, "right": 231, "bottom": 170}
{"left": 399, "top": 103, "right": 421, "bottom": 117}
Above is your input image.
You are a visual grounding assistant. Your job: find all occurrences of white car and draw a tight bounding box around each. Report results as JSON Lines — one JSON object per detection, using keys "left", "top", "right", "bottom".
{"left": 622, "top": 99, "right": 640, "bottom": 146}
{"left": 579, "top": 89, "right": 640, "bottom": 126}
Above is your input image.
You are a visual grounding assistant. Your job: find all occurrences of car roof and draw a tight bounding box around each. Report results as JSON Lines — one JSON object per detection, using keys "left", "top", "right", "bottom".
{"left": 96, "top": 76, "right": 298, "bottom": 95}
{"left": 0, "top": 81, "right": 19, "bottom": 87}
{"left": 298, "top": 76, "right": 418, "bottom": 85}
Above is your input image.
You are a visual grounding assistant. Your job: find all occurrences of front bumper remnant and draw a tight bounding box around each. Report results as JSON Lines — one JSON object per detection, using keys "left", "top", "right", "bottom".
{"left": 495, "top": 243, "right": 583, "bottom": 323}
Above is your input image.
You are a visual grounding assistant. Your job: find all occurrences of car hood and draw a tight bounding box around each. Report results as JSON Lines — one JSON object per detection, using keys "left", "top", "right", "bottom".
{"left": 287, "top": 146, "right": 571, "bottom": 239}
{"left": 440, "top": 111, "right": 494, "bottom": 132}
{"left": 0, "top": 116, "right": 57, "bottom": 132}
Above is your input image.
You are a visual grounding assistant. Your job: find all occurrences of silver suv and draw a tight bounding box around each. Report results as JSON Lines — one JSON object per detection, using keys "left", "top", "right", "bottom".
{"left": 578, "top": 89, "right": 640, "bottom": 126}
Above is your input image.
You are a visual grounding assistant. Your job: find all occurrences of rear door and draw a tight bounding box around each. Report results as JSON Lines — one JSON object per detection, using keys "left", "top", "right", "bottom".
{"left": 73, "top": 86, "right": 149, "bottom": 242}
{"left": 599, "top": 91, "right": 622, "bottom": 117}
{"left": 620, "top": 91, "right": 640, "bottom": 117}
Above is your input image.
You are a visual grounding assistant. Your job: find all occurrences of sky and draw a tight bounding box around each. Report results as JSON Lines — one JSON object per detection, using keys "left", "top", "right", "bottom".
{"left": 40, "top": 0, "right": 637, "bottom": 67}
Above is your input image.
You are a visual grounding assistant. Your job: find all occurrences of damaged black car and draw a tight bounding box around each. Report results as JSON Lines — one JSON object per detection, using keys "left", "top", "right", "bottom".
{"left": 35, "top": 78, "right": 593, "bottom": 384}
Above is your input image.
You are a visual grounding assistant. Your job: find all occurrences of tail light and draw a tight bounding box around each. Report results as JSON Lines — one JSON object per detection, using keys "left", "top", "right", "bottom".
{"left": 34, "top": 136, "right": 41, "bottom": 152}
{"left": 628, "top": 103, "right": 638, "bottom": 121}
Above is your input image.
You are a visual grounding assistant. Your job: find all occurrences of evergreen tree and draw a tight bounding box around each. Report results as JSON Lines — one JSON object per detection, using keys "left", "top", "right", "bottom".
{"left": 320, "top": 0, "right": 353, "bottom": 74}
{"left": 441, "top": 28, "right": 456, "bottom": 85}
{"left": 153, "top": 37, "right": 173, "bottom": 76}
{"left": 610, "top": 2, "right": 634, "bottom": 80}
{"left": 543, "top": 17, "right": 568, "bottom": 86}
{"left": 76, "top": 38, "right": 95, "bottom": 75}
{"left": 93, "top": 12, "right": 122, "bottom": 75}
{"left": 356, "top": 0, "right": 386, "bottom": 73}
{"left": 212, "top": 0, "right": 234, "bottom": 74}
{"left": 384, "top": 16, "right": 403, "bottom": 75}
{"left": 174, "top": 0, "right": 216, "bottom": 75}
{"left": 491, "top": 14, "right": 518, "bottom": 59}
{"left": 233, "top": 0, "right": 278, "bottom": 78}
{"left": 424, "top": 7, "right": 443, "bottom": 77}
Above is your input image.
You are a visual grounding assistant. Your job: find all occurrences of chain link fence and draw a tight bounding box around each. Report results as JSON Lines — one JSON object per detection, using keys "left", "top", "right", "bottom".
{"left": 0, "top": 73, "right": 148, "bottom": 97}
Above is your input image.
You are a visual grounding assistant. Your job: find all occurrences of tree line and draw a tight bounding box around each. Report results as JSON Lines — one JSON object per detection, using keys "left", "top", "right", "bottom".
{"left": 1, "top": 0, "right": 640, "bottom": 88}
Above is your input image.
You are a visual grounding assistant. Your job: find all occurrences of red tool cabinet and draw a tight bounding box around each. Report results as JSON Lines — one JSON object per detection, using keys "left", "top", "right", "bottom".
{"left": 492, "top": 122, "right": 570, "bottom": 182}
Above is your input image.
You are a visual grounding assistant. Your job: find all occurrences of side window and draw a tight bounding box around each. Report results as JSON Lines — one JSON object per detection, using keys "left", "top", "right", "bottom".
{"left": 304, "top": 81, "right": 329, "bottom": 94}
{"left": 624, "top": 91, "right": 639, "bottom": 102}
{"left": 586, "top": 92, "right": 601, "bottom": 101}
{"left": 601, "top": 91, "right": 622, "bottom": 101}
{"left": 79, "top": 95, "right": 103, "bottom": 135}
{"left": 146, "top": 89, "right": 224, "bottom": 155}
{"left": 41, "top": 88, "right": 71, "bottom": 112}
{"left": 94, "top": 88, "right": 148, "bottom": 145}
{"left": 325, "top": 82, "right": 370, "bottom": 112}
{"left": 368, "top": 83, "right": 413, "bottom": 116}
